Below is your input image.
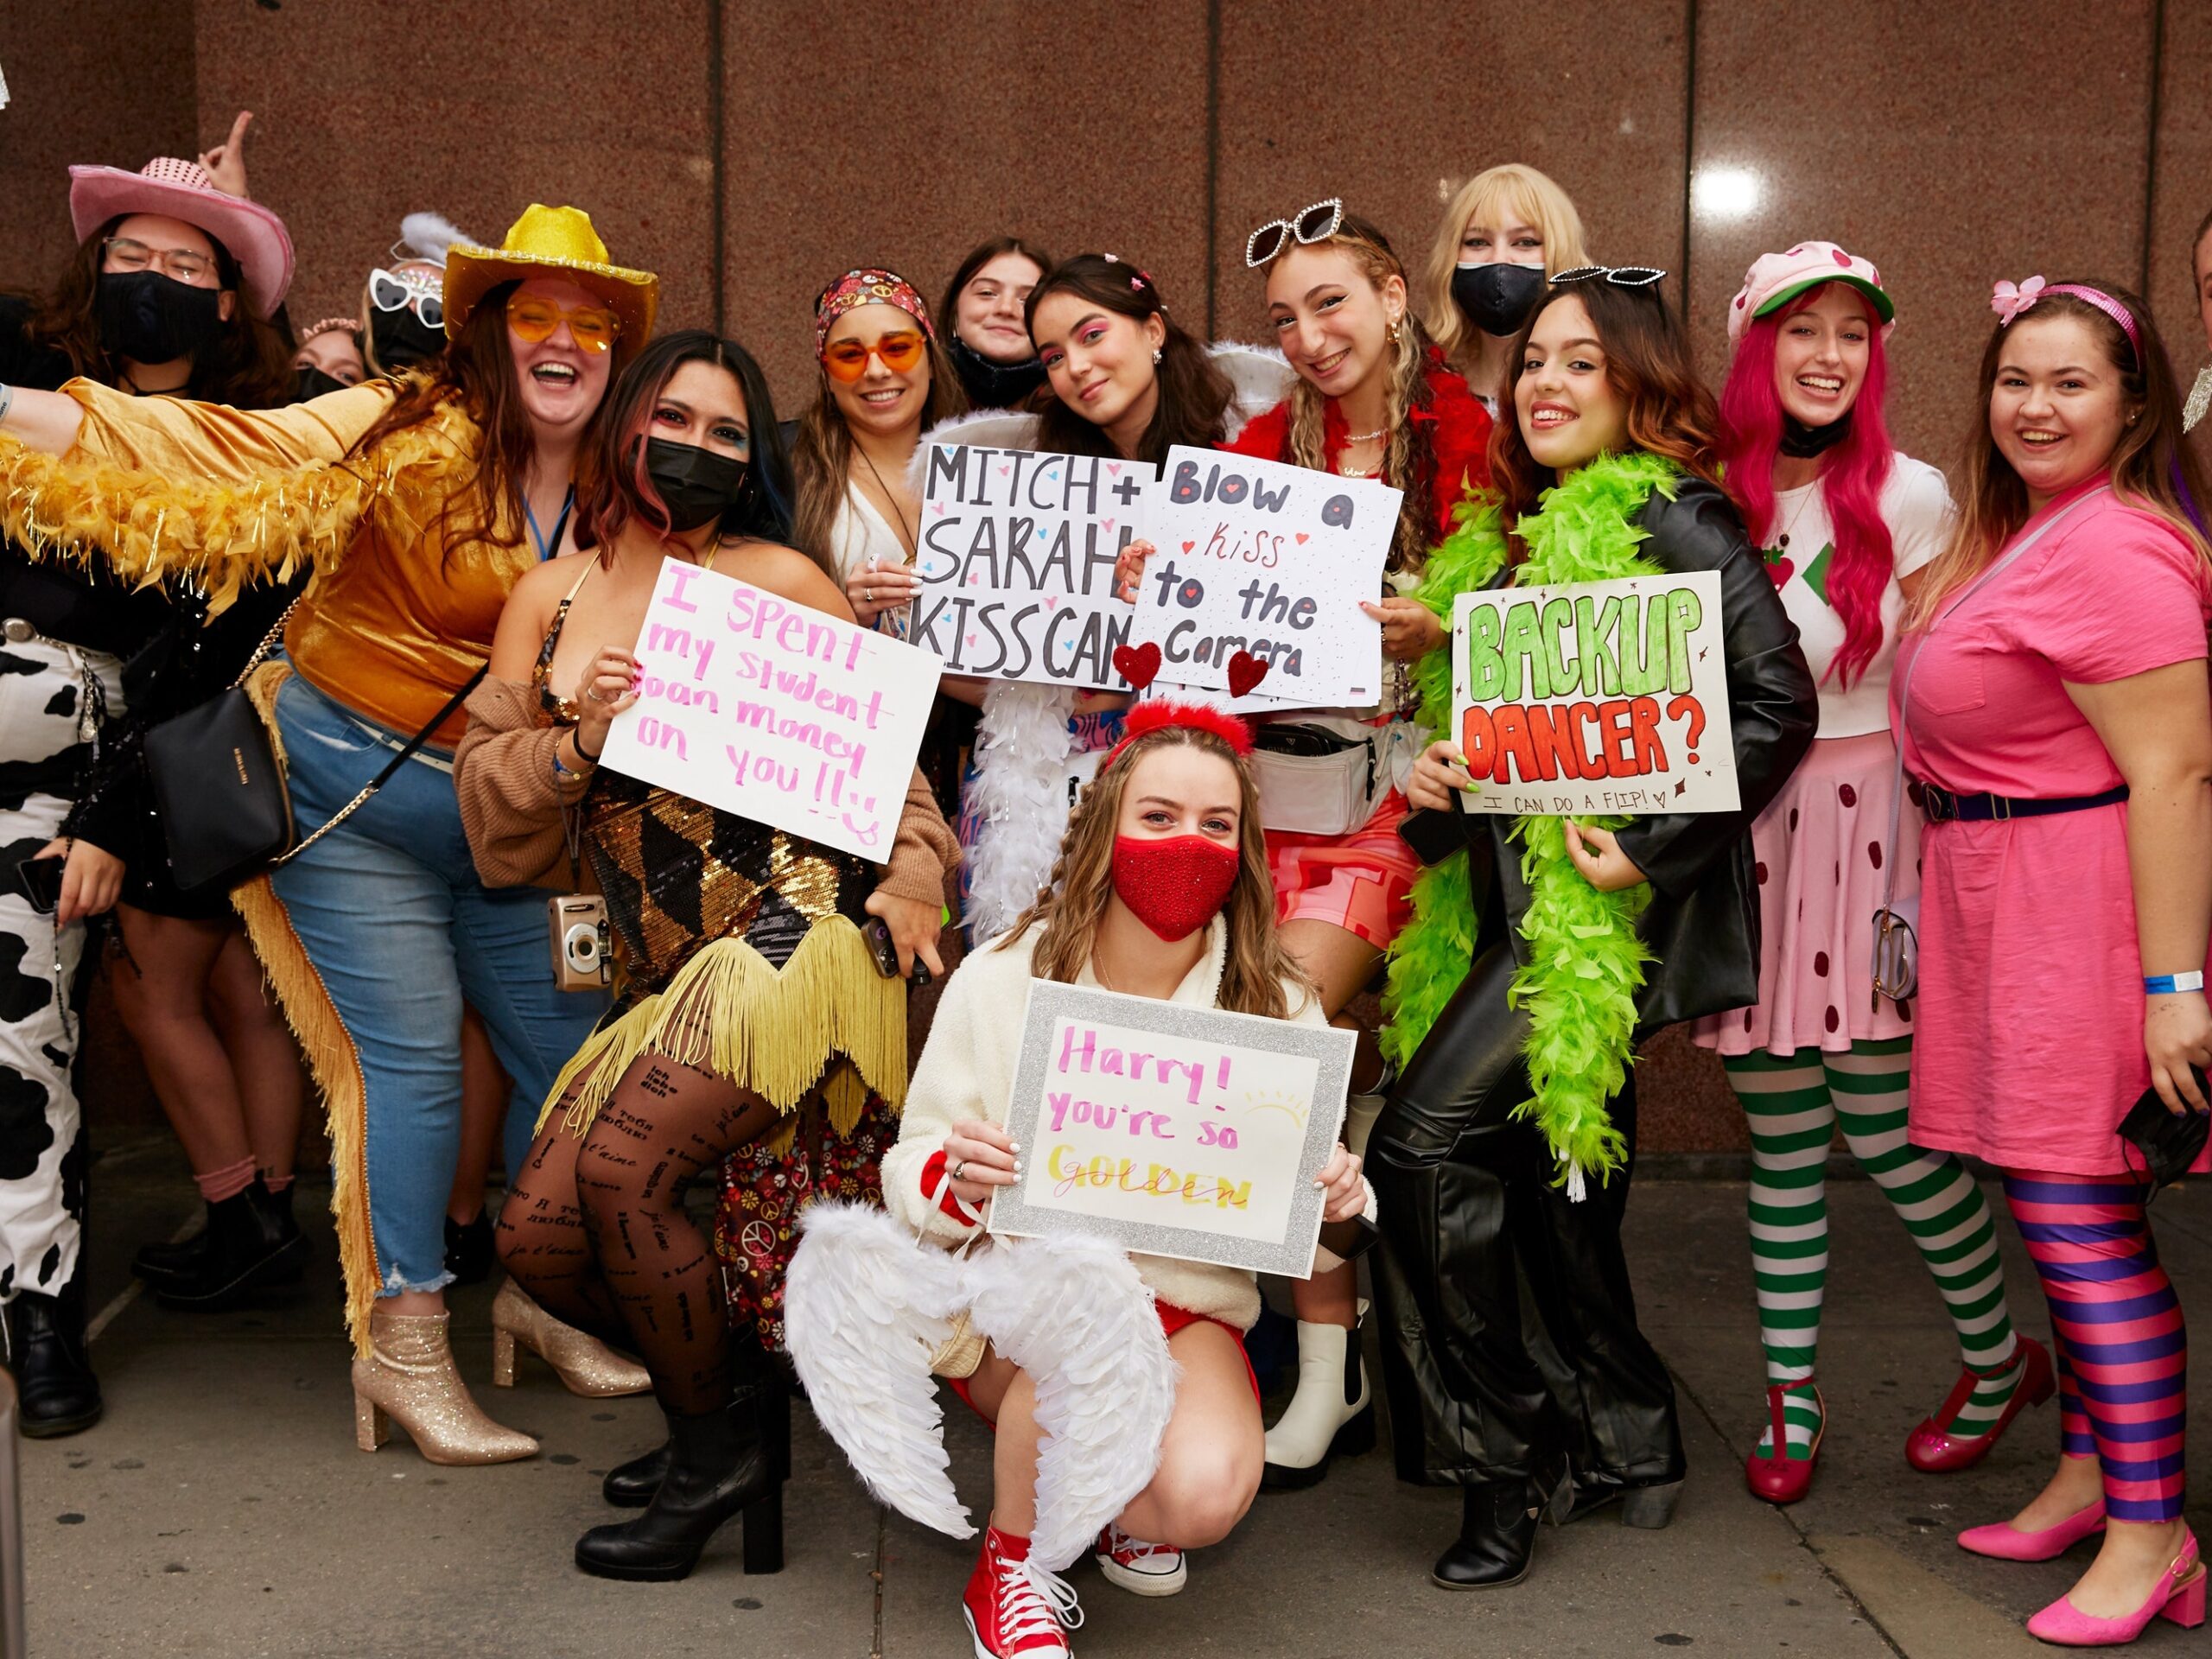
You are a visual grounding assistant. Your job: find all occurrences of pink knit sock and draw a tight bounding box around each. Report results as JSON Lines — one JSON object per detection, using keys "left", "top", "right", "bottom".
{"left": 260, "top": 1170, "right": 294, "bottom": 1195}
{"left": 194, "top": 1157, "right": 257, "bottom": 1205}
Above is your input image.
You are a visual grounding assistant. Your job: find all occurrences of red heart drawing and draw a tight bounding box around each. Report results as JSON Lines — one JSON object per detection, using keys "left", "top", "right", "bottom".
{"left": 1180, "top": 541, "right": 1195, "bottom": 554}
{"left": 1227, "top": 651, "right": 1269, "bottom": 697}
{"left": 1112, "top": 641, "right": 1163, "bottom": 690}
{"left": 1294, "top": 532, "right": 1309, "bottom": 544}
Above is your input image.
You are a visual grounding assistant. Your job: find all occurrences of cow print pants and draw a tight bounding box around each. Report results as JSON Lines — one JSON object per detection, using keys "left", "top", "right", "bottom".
{"left": 0, "top": 637, "right": 124, "bottom": 1302}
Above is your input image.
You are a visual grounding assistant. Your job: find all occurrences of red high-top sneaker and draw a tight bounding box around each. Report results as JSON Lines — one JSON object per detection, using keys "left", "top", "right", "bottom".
{"left": 963, "top": 1525, "right": 1083, "bottom": 1658}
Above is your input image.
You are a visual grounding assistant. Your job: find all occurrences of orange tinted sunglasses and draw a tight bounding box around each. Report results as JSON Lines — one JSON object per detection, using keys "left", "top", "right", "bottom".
{"left": 505, "top": 295, "right": 621, "bottom": 354}
{"left": 821, "top": 330, "right": 927, "bottom": 382}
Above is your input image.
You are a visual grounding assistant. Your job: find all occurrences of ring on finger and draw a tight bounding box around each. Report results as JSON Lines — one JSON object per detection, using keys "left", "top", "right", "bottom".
{"left": 584, "top": 684, "right": 608, "bottom": 704}
{"left": 950, "top": 1158, "right": 967, "bottom": 1182}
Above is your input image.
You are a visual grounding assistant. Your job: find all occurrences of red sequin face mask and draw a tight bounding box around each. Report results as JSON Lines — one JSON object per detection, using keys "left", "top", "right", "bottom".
{"left": 1110, "top": 834, "right": 1242, "bottom": 943}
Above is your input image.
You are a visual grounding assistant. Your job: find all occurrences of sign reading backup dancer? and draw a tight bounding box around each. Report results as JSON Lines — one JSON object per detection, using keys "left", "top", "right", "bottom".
{"left": 988, "top": 982, "right": 1355, "bottom": 1279}
{"left": 599, "top": 557, "right": 939, "bottom": 861}
{"left": 912, "top": 442, "right": 1143, "bottom": 690}
{"left": 1449, "top": 571, "right": 1738, "bottom": 816}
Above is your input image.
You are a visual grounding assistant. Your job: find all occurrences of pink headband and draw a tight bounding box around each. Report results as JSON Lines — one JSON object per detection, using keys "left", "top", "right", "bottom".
{"left": 814, "top": 267, "right": 934, "bottom": 354}
{"left": 1991, "top": 276, "right": 2142, "bottom": 368}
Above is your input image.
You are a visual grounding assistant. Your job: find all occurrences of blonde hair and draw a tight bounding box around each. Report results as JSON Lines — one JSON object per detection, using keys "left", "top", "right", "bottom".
{"left": 997, "top": 725, "right": 1308, "bottom": 1020}
{"left": 1280, "top": 217, "right": 1437, "bottom": 574}
{"left": 1421, "top": 163, "right": 1591, "bottom": 368}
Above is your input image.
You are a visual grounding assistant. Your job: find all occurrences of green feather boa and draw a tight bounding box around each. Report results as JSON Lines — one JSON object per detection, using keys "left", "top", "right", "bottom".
{"left": 1381, "top": 449, "right": 1681, "bottom": 1192}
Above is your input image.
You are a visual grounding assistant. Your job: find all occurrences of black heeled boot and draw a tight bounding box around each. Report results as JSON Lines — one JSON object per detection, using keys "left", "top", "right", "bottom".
{"left": 154, "top": 1180, "right": 307, "bottom": 1312}
{"left": 6, "top": 1271, "right": 103, "bottom": 1438}
{"left": 602, "top": 1440, "right": 671, "bottom": 1507}
{"left": 443, "top": 1209, "right": 494, "bottom": 1286}
{"left": 574, "top": 1365, "right": 786, "bottom": 1580}
{"left": 1431, "top": 1470, "right": 1572, "bottom": 1591}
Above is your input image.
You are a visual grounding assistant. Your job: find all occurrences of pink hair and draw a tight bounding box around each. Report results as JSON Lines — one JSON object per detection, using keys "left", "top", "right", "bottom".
{"left": 1716, "top": 284, "right": 1896, "bottom": 689}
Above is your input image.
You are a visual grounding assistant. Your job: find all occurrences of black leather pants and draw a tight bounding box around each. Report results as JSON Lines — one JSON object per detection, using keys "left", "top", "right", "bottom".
{"left": 1369, "top": 939, "right": 1682, "bottom": 1489}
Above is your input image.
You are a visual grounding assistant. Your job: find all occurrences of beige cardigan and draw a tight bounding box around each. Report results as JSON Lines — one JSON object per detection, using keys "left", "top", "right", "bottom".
{"left": 880, "top": 918, "right": 1327, "bottom": 1332}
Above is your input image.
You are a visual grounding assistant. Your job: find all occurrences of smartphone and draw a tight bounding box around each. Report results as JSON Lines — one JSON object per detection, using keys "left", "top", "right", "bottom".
{"left": 861, "top": 916, "right": 932, "bottom": 989}
{"left": 12, "top": 855, "right": 63, "bottom": 915}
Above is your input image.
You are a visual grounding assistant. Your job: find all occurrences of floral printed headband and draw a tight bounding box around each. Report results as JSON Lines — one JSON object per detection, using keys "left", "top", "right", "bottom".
{"left": 814, "top": 267, "right": 935, "bottom": 353}
{"left": 1992, "top": 275, "right": 2142, "bottom": 369}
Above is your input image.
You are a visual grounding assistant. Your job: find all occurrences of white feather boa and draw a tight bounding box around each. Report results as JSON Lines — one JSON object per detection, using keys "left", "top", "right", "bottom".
{"left": 786, "top": 1203, "right": 1178, "bottom": 1572}
{"left": 965, "top": 681, "right": 1079, "bottom": 939}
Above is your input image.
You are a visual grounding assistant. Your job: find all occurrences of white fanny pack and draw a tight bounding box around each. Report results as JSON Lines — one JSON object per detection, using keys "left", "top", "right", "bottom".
{"left": 1250, "top": 715, "right": 1421, "bottom": 836}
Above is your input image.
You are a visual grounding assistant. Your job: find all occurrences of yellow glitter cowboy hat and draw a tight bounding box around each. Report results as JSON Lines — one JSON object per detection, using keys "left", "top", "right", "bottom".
{"left": 442, "top": 203, "right": 658, "bottom": 350}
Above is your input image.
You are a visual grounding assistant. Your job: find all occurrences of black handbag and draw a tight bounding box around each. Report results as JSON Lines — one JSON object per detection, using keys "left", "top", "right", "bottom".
{"left": 2119, "top": 1071, "right": 2212, "bottom": 1194}
{"left": 143, "top": 603, "right": 486, "bottom": 893}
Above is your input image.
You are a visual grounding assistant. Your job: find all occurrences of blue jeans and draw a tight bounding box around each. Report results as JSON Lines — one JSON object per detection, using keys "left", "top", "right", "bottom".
{"left": 270, "top": 673, "right": 607, "bottom": 1294}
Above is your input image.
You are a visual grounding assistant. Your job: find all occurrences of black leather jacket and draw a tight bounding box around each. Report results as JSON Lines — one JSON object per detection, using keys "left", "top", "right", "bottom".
{"left": 1402, "top": 473, "right": 1819, "bottom": 1033}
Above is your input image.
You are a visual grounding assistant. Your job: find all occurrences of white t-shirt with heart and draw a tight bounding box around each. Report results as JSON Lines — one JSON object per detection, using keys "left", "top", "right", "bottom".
{"left": 1758, "top": 453, "right": 1953, "bottom": 738}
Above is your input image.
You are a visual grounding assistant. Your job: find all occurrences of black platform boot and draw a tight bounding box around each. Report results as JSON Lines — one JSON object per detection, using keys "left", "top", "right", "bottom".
{"left": 154, "top": 1180, "right": 307, "bottom": 1312}
{"left": 574, "top": 1363, "right": 786, "bottom": 1580}
{"left": 601, "top": 1440, "right": 672, "bottom": 1507}
{"left": 131, "top": 1217, "right": 210, "bottom": 1286}
{"left": 1431, "top": 1469, "right": 1572, "bottom": 1591}
{"left": 6, "top": 1270, "right": 104, "bottom": 1438}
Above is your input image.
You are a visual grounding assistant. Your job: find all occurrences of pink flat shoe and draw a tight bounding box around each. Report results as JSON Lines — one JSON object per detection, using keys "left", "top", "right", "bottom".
{"left": 1958, "top": 1499, "right": 2107, "bottom": 1562}
{"left": 2024, "top": 1532, "right": 2206, "bottom": 1646}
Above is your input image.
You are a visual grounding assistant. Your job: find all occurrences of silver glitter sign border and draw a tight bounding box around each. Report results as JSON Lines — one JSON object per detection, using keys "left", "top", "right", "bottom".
{"left": 987, "top": 981, "right": 1357, "bottom": 1280}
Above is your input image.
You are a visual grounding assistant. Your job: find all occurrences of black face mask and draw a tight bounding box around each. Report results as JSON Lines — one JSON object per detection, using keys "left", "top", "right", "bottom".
{"left": 948, "top": 330, "right": 1046, "bottom": 410}
{"left": 640, "top": 436, "right": 751, "bottom": 531}
{"left": 1451, "top": 262, "right": 1548, "bottom": 338}
{"left": 1780, "top": 410, "right": 1853, "bottom": 459}
{"left": 294, "top": 365, "right": 352, "bottom": 404}
{"left": 369, "top": 305, "right": 445, "bottom": 372}
{"left": 97, "top": 270, "right": 225, "bottom": 366}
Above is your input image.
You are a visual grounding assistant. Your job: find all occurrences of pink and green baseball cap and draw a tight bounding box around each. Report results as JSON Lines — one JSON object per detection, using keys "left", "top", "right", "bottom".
{"left": 1726, "top": 241, "right": 1893, "bottom": 349}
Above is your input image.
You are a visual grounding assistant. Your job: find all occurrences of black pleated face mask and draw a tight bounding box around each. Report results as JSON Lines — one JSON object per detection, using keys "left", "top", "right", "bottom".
{"left": 639, "top": 437, "right": 751, "bottom": 531}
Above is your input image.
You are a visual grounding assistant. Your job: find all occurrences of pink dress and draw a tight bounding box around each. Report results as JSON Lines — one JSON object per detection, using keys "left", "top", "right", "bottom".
{"left": 1895, "top": 482, "right": 2212, "bottom": 1176}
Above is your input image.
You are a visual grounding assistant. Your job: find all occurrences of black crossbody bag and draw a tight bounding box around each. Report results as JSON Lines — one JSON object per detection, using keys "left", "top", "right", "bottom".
{"left": 143, "top": 603, "right": 486, "bottom": 893}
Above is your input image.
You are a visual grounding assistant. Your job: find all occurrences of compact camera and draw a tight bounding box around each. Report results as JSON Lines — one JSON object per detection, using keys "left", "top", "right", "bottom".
{"left": 548, "top": 894, "right": 613, "bottom": 991}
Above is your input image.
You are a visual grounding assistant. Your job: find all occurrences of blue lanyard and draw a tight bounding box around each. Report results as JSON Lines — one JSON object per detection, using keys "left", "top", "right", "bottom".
{"left": 525, "top": 488, "right": 575, "bottom": 562}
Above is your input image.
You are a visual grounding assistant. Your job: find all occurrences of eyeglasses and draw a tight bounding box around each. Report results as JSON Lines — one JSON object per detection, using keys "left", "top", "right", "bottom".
{"left": 102, "top": 236, "right": 215, "bottom": 285}
{"left": 821, "top": 330, "right": 928, "bottom": 383}
{"left": 368, "top": 270, "right": 443, "bottom": 330}
{"left": 1550, "top": 265, "right": 1669, "bottom": 289}
{"left": 1245, "top": 199, "right": 1344, "bottom": 268}
{"left": 505, "top": 295, "right": 620, "bottom": 355}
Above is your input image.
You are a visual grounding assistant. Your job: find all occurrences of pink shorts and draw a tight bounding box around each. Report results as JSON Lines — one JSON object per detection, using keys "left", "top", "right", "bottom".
{"left": 1265, "top": 789, "right": 1420, "bottom": 950}
{"left": 946, "top": 1302, "right": 1259, "bottom": 1416}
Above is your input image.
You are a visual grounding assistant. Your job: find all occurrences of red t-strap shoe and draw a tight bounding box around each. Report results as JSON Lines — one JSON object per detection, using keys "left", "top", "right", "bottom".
{"left": 1744, "top": 1377, "right": 1825, "bottom": 1504}
{"left": 1905, "top": 1334, "right": 2053, "bottom": 1473}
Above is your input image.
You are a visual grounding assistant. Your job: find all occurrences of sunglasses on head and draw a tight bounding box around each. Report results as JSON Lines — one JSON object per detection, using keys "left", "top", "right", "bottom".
{"left": 821, "top": 330, "right": 928, "bottom": 383}
{"left": 1245, "top": 198, "right": 1345, "bottom": 268}
{"left": 505, "top": 295, "right": 620, "bottom": 354}
{"left": 1550, "top": 264, "right": 1669, "bottom": 289}
{"left": 368, "top": 270, "right": 443, "bottom": 329}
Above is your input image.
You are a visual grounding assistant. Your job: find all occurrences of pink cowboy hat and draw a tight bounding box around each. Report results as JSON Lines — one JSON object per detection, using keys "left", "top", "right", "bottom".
{"left": 67, "top": 156, "right": 295, "bottom": 319}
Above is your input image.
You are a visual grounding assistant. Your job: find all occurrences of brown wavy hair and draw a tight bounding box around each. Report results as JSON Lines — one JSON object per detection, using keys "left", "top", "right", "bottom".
{"left": 1269, "top": 216, "right": 1440, "bottom": 575}
{"left": 1489, "top": 277, "right": 1726, "bottom": 541}
{"left": 19, "top": 214, "right": 294, "bottom": 406}
{"left": 938, "top": 235, "right": 1055, "bottom": 346}
{"left": 1908, "top": 279, "right": 2212, "bottom": 626}
{"left": 996, "top": 722, "right": 1310, "bottom": 1020}
{"left": 1027, "top": 254, "right": 1233, "bottom": 465}
{"left": 790, "top": 269, "right": 967, "bottom": 567}
{"left": 346, "top": 277, "right": 613, "bottom": 564}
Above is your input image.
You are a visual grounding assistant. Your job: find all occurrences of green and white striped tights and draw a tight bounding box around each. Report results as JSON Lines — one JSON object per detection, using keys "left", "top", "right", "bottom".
{"left": 1728, "top": 1038, "right": 2020, "bottom": 1459}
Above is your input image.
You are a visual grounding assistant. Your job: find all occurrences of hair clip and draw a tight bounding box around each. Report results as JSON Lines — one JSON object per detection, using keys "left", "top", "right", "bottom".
{"left": 1991, "top": 276, "right": 2047, "bottom": 326}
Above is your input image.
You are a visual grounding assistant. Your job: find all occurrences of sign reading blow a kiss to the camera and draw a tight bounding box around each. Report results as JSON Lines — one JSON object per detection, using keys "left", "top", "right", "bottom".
{"left": 1449, "top": 571, "right": 1738, "bottom": 816}
{"left": 1130, "top": 446, "right": 1398, "bottom": 709}
{"left": 599, "top": 557, "right": 939, "bottom": 861}
{"left": 912, "top": 442, "right": 1144, "bottom": 690}
{"left": 988, "top": 982, "right": 1356, "bottom": 1278}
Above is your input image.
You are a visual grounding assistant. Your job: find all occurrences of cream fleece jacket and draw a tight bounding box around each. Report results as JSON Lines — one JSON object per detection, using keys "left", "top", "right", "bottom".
{"left": 880, "top": 918, "right": 1330, "bottom": 1332}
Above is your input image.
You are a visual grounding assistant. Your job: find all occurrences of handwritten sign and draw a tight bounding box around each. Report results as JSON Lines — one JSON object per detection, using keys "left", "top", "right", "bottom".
{"left": 989, "top": 982, "right": 1356, "bottom": 1278}
{"left": 913, "top": 442, "right": 1141, "bottom": 690}
{"left": 599, "top": 557, "right": 939, "bottom": 861}
{"left": 1449, "top": 571, "right": 1738, "bottom": 816}
{"left": 1130, "top": 446, "right": 1397, "bottom": 707}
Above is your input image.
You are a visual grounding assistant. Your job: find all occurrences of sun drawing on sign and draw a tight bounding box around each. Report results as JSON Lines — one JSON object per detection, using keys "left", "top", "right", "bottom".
{"left": 1242, "top": 1086, "right": 1307, "bottom": 1128}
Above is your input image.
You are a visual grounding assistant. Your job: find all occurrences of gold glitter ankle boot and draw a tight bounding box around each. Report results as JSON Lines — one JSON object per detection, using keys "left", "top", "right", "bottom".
{"left": 352, "top": 1306, "right": 538, "bottom": 1465}
{"left": 489, "top": 1279, "right": 651, "bottom": 1397}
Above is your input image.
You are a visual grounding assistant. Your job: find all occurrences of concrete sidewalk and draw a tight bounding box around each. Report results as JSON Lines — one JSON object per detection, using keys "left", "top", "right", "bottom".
{"left": 28, "top": 1136, "right": 2211, "bottom": 1657}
